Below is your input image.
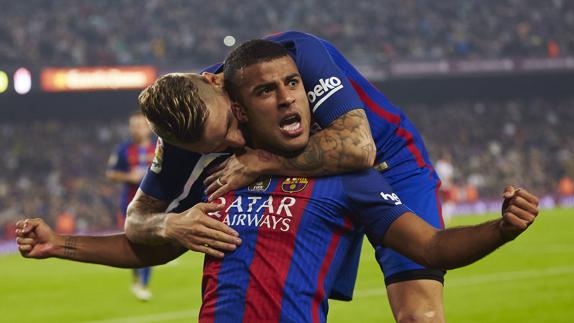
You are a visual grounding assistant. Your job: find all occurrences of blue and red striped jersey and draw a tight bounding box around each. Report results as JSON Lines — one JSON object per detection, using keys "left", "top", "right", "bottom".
{"left": 199, "top": 169, "right": 410, "bottom": 323}
{"left": 266, "top": 31, "right": 435, "bottom": 177}
{"left": 140, "top": 30, "right": 436, "bottom": 300}
{"left": 108, "top": 140, "right": 155, "bottom": 214}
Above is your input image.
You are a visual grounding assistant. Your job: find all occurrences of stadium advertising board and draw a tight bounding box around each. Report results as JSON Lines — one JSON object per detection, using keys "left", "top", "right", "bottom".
{"left": 41, "top": 66, "right": 157, "bottom": 92}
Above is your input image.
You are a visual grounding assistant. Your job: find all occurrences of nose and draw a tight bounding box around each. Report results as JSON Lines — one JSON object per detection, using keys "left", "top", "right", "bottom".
{"left": 277, "top": 85, "right": 295, "bottom": 108}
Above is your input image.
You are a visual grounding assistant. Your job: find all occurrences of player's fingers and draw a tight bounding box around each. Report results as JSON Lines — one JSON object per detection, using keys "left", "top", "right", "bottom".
{"left": 503, "top": 212, "right": 529, "bottom": 230}
{"left": 205, "top": 160, "right": 228, "bottom": 177}
{"left": 200, "top": 216, "right": 241, "bottom": 241}
{"left": 208, "top": 183, "right": 233, "bottom": 201}
{"left": 502, "top": 186, "right": 517, "bottom": 199}
{"left": 22, "top": 218, "right": 42, "bottom": 234}
{"left": 16, "top": 237, "right": 35, "bottom": 245}
{"left": 506, "top": 205, "right": 536, "bottom": 224}
{"left": 515, "top": 189, "right": 539, "bottom": 206}
{"left": 204, "top": 180, "right": 220, "bottom": 197}
{"left": 195, "top": 202, "right": 226, "bottom": 213}
{"left": 15, "top": 222, "right": 25, "bottom": 236}
{"left": 204, "top": 171, "right": 220, "bottom": 188}
{"left": 15, "top": 229, "right": 36, "bottom": 239}
{"left": 193, "top": 234, "right": 238, "bottom": 251}
{"left": 190, "top": 244, "right": 225, "bottom": 258}
{"left": 18, "top": 244, "right": 32, "bottom": 253}
{"left": 194, "top": 226, "right": 241, "bottom": 247}
{"left": 510, "top": 196, "right": 539, "bottom": 215}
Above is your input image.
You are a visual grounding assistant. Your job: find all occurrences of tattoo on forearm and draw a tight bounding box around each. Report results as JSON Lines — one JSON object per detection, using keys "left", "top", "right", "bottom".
{"left": 64, "top": 236, "right": 77, "bottom": 259}
{"left": 286, "top": 135, "right": 326, "bottom": 171}
{"left": 280, "top": 109, "right": 376, "bottom": 175}
{"left": 256, "top": 150, "right": 275, "bottom": 163}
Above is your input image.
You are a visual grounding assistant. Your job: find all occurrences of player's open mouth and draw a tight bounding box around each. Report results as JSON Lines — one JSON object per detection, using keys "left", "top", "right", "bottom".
{"left": 279, "top": 113, "right": 303, "bottom": 137}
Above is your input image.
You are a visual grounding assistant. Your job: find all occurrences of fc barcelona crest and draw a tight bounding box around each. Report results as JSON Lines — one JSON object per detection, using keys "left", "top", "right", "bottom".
{"left": 281, "top": 177, "right": 309, "bottom": 193}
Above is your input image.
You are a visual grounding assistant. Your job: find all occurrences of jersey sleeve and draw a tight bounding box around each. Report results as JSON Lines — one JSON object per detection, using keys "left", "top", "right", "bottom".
{"left": 341, "top": 169, "right": 412, "bottom": 246}
{"left": 266, "top": 31, "right": 364, "bottom": 128}
{"left": 107, "top": 144, "right": 128, "bottom": 172}
{"left": 140, "top": 138, "right": 203, "bottom": 201}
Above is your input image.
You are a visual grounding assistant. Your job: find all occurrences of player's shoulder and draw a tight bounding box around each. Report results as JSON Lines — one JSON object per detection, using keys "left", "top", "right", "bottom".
{"left": 160, "top": 139, "right": 200, "bottom": 157}
{"left": 340, "top": 168, "right": 383, "bottom": 180}
{"left": 339, "top": 169, "right": 392, "bottom": 192}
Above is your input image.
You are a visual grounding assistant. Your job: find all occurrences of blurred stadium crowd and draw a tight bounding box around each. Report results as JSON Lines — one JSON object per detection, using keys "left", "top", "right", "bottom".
{"left": 2, "top": 97, "right": 573, "bottom": 238}
{"left": 1, "top": 0, "right": 573, "bottom": 67}
{"left": 0, "top": 122, "right": 124, "bottom": 239}
{"left": 1, "top": 0, "right": 573, "bottom": 238}
{"left": 403, "top": 98, "right": 574, "bottom": 205}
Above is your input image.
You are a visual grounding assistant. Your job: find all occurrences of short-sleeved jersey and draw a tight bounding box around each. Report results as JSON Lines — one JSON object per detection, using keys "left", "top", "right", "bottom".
{"left": 268, "top": 31, "right": 434, "bottom": 177}
{"left": 199, "top": 169, "right": 410, "bottom": 323}
{"left": 141, "top": 30, "right": 432, "bottom": 209}
{"left": 140, "top": 30, "right": 436, "bottom": 299}
{"left": 108, "top": 140, "right": 156, "bottom": 214}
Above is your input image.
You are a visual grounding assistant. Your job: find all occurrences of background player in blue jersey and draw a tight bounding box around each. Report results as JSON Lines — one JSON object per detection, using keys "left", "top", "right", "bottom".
{"left": 128, "top": 31, "right": 446, "bottom": 320}
{"left": 106, "top": 111, "right": 156, "bottom": 301}
{"left": 15, "top": 50, "right": 540, "bottom": 321}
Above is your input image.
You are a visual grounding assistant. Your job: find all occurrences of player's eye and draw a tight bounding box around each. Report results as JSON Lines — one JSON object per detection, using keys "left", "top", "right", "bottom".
{"left": 257, "top": 86, "right": 273, "bottom": 96}
{"left": 287, "top": 77, "right": 300, "bottom": 88}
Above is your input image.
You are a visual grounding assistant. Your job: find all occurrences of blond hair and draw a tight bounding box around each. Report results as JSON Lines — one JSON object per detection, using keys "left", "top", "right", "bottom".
{"left": 138, "top": 73, "right": 208, "bottom": 143}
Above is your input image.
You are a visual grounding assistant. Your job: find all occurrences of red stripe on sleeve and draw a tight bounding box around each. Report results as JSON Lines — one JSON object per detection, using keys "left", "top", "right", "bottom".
{"left": 350, "top": 80, "right": 426, "bottom": 168}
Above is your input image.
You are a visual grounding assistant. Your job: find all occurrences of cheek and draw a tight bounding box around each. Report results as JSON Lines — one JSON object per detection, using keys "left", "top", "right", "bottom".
{"left": 249, "top": 109, "right": 271, "bottom": 123}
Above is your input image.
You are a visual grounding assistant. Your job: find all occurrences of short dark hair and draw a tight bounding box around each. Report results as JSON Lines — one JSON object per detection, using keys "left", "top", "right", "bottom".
{"left": 138, "top": 73, "right": 208, "bottom": 143}
{"left": 223, "top": 39, "right": 291, "bottom": 101}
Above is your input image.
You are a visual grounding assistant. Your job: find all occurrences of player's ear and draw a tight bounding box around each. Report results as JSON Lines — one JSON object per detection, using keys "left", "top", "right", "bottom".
{"left": 231, "top": 101, "right": 248, "bottom": 124}
{"left": 201, "top": 72, "right": 224, "bottom": 87}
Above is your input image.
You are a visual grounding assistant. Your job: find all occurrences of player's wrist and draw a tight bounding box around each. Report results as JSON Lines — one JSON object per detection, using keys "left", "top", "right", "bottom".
{"left": 496, "top": 219, "right": 516, "bottom": 243}
{"left": 50, "top": 234, "right": 67, "bottom": 258}
{"left": 161, "top": 212, "right": 180, "bottom": 242}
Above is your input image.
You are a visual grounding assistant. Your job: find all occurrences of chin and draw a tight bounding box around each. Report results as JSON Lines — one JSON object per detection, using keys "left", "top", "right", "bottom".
{"left": 282, "top": 137, "right": 309, "bottom": 153}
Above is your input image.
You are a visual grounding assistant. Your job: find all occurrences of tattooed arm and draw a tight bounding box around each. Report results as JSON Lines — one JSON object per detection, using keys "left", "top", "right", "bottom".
{"left": 269, "top": 109, "right": 375, "bottom": 174}
{"left": 15, "top": 218, "right": 186, "bottom": 268}
{"left": 124, "top": 189, "right": 171, "bottom": 245}
{"left": 205, "top": 109, "right": 376, "bottom": 198}
{"left": 125, "top": 189, "right": 242, "bottom": 258}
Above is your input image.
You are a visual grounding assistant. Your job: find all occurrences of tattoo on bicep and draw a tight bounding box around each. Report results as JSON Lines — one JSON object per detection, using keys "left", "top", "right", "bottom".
{"left": 283, "top": 109, "right": 374, "bottom": 174}
{"left": 340, "top": 109, "right": 375, "bottom": 165}
{"left": 64, "top": 236, "right": 77, "bottom": 259}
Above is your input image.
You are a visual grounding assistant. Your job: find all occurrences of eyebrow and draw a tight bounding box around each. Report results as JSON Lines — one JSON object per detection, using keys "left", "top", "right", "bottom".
{"left": 284, "top": 73, "right": 301, "bottom": 81}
